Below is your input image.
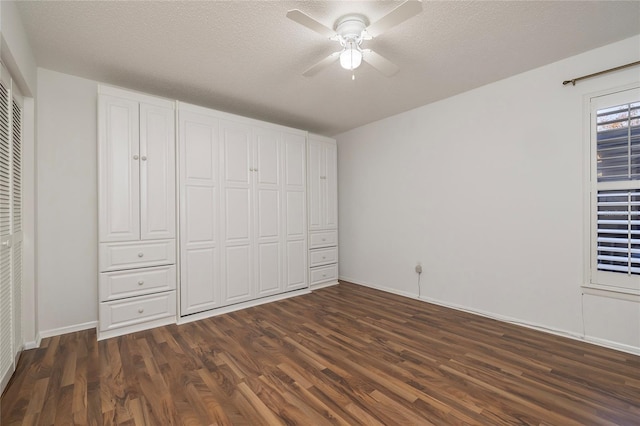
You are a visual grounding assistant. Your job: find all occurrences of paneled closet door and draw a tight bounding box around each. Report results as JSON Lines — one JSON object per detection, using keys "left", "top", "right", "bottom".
{"left": 283, "top": 133, "right": 307, "bottom": 291}
{"left": 324, "top": 142, "right": 338, "bottom": 229}
{"left": 140, "top": 103, "right": 176, "bottom": 241}
{"left": 307, "top": 139, "right": 323, "bottom": 230}
{"left": 220, "top": 120, "right": 254, "bottom": 305}
{"left": 98, "top": 95, "right": 140, "bottom": 242}
{"left": 179, "top": 110, "right": 221, "bottom": 315}
{"left": 254, "top": 128, "right": 282, "bottom": 297}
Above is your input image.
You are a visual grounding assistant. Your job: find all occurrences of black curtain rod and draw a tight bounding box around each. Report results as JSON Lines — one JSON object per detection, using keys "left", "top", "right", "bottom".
{"left": 562, "top": 60, "right": 640, "bottom": 86}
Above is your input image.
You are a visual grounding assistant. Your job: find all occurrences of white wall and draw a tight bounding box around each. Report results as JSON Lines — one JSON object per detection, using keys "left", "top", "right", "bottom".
{"left": 337, "top": 35, "right": 640, "bottom": 354}
{"left": 36, "top": 68, "right": 98, "bottom": 336}
{"left": 1, "top": 1, "right": 36, "bottom": 95}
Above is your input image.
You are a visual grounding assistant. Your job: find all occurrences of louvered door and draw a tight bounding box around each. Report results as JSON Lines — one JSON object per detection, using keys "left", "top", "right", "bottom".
{"left": 0, "top": 65, "right": 23, "bottom": 393}
{"left": 0, "top": 69, "right": 13, "bottom": 388}
{"left": 10, "top": 95, "right": 22, "bottom": 362}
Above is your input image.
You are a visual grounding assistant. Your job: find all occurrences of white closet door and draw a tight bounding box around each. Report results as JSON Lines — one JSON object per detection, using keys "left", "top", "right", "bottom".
{"left": 0, "top": 69, "right": 23, "bottom": 393}
{"left": 179, "top": 110, "right": 220, "bottom": 315}
{"left": 140, "top": 103, "right": 175, "bottom": 241}
{"left": 0, "top": 71, "right": 13, "bottom": 389}
{"left": 10, "top": 96, "right": 22, "bottom": 362}
{"left": 98, "top": 95, "right": 140, "bottom": 242}
{"left": 220, "top": 120, "right": 253, "bottom": 305}
{"left": 254, "top": 128, "right": 282, "bottom": 297}
{"left": 284, "top": 133, "right": 307, "bottom": 290}
{"left": 307, "top": 139, "right": 323, "bottom": 230}
{"left": 324, "top": 142, "right": 338, "bottom": 229}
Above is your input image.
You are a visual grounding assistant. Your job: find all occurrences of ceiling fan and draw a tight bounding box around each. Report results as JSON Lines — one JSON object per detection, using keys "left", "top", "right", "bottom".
{"left": 286, "top": 1, "right": 423, "bottom": 78}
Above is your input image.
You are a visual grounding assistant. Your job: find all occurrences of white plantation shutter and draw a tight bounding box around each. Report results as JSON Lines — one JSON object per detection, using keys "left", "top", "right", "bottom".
{"left": 0, "top": 73, "right": 13, "bottom": 384}
{"left": 591, "top": 87, "right": 640, "bottom": 291}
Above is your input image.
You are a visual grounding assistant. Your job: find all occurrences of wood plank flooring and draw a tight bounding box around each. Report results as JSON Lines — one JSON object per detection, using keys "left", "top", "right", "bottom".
{"left": 2, "top": 281, "right": 640, "bottom": 425}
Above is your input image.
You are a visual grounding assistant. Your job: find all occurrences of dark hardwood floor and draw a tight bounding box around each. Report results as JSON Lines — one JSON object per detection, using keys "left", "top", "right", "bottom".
{"left": 2, "top": 281, "right": 640, "bottom": 425}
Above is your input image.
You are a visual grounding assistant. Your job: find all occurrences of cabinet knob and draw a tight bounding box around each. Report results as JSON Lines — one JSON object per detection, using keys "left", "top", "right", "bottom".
{"left": 138, "top": 308, "right": 144, "bottom": 314}
{"left": 133, "top": 155, "right": 139, "bottom": 160}
{"left": 322, "top": 238, "right": 326, "bottom": 242}
{"left": 138, "top": 252, "right": 144, "bottom": 257}
{"left": 322, "top": 274, "right": 327, "bottom": 277}
{"left": 322, "top": 256, "right": 326, "bottom": 259}
{"left": 138, "top": 280, "right": 144, "bottom": 286}
{"left": 141, "top": 156, "right": 147, "bottom": 161}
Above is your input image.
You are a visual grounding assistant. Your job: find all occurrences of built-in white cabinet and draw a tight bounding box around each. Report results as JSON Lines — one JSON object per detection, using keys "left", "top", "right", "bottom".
{"left": 308, "top": 134, "right": 339, "bottom": 288}
{"left": 179, "top": 103, "right": 307, "bottom": 317}
{"left": 97, "top": 86, "right": 176, "bottom": 340}
{"left": 308, "top": 136, "right": 337, "bottom": 231}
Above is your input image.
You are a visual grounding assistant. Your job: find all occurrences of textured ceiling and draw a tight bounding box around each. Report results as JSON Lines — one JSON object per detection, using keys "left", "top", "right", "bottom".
{"left": 14, "top": 1, "right": 640, "bottom": 136}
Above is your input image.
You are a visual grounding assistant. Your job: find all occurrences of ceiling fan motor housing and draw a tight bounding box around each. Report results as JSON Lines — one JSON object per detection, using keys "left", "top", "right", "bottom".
{"left": 335, "top": 14, "right": 368, "bottom": 42}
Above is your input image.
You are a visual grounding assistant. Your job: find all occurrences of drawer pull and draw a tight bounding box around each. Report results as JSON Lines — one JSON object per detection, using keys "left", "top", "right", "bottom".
{"left": 138, "top": 252, "right": 144, "bottom": 257}
{"left": 138, "top": 308, "right": 144, "bottom": 314}
{"left": 322, "top": 256, "right": 326, "bottom": 259}
{"left": 322, "top": 238, "right": 326, "bottom": 241}
{"left": 322, "top": 274, "right": 327, "bottom": 277}
{"left": 138, "top": 280, "right": 144, "bottom": 286}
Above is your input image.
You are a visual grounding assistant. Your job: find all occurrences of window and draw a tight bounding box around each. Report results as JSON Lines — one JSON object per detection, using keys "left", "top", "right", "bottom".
{"left": 589, "top": 87, "right": 640, "bottom": 292}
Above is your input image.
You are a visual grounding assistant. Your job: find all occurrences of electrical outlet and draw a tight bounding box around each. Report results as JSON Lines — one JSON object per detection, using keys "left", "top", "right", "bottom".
{"left": 415, "top": 263, "right": 422, "bottom": 274}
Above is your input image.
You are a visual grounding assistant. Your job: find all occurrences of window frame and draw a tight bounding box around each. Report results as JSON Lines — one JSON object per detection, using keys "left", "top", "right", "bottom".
{"left": 585, "top": 84, "right": 640, "bottom": 295}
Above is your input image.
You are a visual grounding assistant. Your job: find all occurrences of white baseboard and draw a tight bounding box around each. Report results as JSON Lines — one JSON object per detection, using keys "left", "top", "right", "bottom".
{"left": 585, "top": 336, "right": 640, "bottom": 356}
{"left": 340, "top": 276, "right": 640, "bottom": 356}
{"left": 177, "top": 289, "right": 311, "bottom": 325}
{"left": 310, "top": 280, "right": 339, "bottom": 291}
{"left": 339, "top": 275, "right": 424, "bottom": 300}
{"left": 23, "top": 334, "right": 42, "bottom": 350}
{"left": 39, "top": 321, "right": 98, "bottom": 340}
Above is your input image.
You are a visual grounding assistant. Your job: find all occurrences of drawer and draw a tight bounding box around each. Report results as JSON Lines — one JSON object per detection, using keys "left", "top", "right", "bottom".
{"left": 309, "top": 247, "right": 338, "bottom": 267}
{"left": 310, "top": 264, "right": 338, "bottom": 285}
{"left": 309, "top": 231, "right": 338, "bottom": 249}
{"left": 99, "top": 240, "right": 175, "bottom": 272}
{"left": 99, "top": 291, "right": 176, "bottom": 332}
{"left": 99, "top": 265, "right": 176, "bottom": 302}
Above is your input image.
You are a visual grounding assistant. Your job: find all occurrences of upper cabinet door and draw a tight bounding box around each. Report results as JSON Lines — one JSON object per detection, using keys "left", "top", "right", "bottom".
{"left": 99, "top": 95, "right": 140, "bottom": 242}
{"left": 324, "top": 142, "right": 338, "bottom": 229}
{"left": 139, "top": 103, "right": 176, "bottom": 241}
{"left": 307, "top": 139, "right": 323, "bottom": 231}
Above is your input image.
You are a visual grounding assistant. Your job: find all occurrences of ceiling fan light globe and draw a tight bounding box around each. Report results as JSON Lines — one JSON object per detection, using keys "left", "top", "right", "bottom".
{"left": 339, "top": 48, "right": 362, "bottom": 70}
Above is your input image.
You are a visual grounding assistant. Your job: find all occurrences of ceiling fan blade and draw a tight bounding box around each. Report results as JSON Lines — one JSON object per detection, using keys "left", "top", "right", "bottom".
{"left": 362, "top": 49, "right": 400, "bottom": 77}
{"left": 365, "top": 1, "right": 423, "bottom": 37}
{"left": 303, "top": 52, "right": 341, "bottom": 77}
{"left": 286, "top": 10, "right": 336, "bottom": 38}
